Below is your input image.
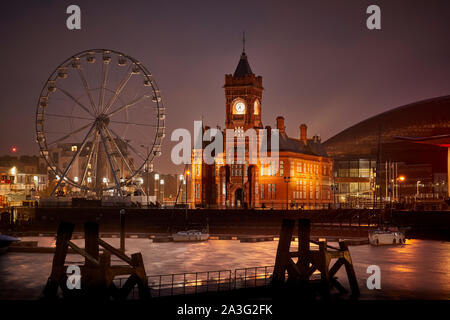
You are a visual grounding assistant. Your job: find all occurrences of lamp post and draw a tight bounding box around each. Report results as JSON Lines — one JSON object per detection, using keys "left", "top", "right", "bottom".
{"left": 160, "top": 179, "right": 165, "bottom": 207}
{"left": 179, "top": 174, "right": 184, "bottom": 202}
{"left": 120, "top": 208, "right": 126, "bottom": 252}
{"left": 185, "top": 170, "right": 190, "bottom": 210}
{"left": 416, "top": 180, "right": 421, "bottom": 198}
{"left": 154, "top": 173, "right": 159, "bottom": 204}
{"left": 283, "top": 176, "right": 291, "bottom": 210}
{"left": 398, "top": 175, "right": 405, "bottom": 203}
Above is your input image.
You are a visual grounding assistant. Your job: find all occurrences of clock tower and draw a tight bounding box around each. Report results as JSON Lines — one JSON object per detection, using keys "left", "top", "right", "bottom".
{"left": 224, "top": 46, "right": 263, "bottom": 130}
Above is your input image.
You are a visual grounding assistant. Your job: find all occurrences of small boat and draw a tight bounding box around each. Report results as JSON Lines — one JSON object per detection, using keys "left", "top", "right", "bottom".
{"left": 172, "top": 229, "right": 209, "bottom": 242}
{"left": 369, "top": 226, "right": 405, "bottom": 246}
{"left": 0, "top": 235, "right": 20, "bottom": 254}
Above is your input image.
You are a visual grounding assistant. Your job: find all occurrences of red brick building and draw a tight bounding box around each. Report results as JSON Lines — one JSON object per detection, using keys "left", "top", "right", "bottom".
{"left": 190, "top": 49, "right": 333, "bottom": 209}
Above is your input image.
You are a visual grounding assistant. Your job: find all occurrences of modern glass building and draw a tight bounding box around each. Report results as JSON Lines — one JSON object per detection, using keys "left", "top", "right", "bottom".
{"left": 325, "top": 95, "right": 450, "bottom": 208}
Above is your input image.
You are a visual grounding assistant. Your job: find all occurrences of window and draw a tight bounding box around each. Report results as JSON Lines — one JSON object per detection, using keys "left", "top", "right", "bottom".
{"left": 261, "top": 184, "right": 265, "bottom": 199}
{"left": 299, "top": 180, "right": 303, "bottom": 199}
{"left": 309, "top": 180, "right": 313, "bottom": 199}
{"left": 350, "top": 182, "right": 358, "bottom": 193}
{"left": 196, "top": 164, "right": 200, "bottom": 177}
{"left": 271, "top": 162, "right": 276, "bottom": 176}
{"left": 339, "top": 183, "right": 349, "bottom": 193}
{"left": 268, "top": 183, "right": 276, "bottom": 199}
{"left": 297, "top": 162, "right": 302, "bottom": 173}
{"left": 290, "top": 161, "right": 294, "bottom": 176}
{"left": 52, "top": 152, "right": 59, "bottom": 164}
{"left": 71, "top": 145, "right": 77, "bottom": 152}
{"left": 196, "top": 183, "right": 200, "bottom": 199}
{"left": 280, "top": 161, "right": 284, "bottom": 176}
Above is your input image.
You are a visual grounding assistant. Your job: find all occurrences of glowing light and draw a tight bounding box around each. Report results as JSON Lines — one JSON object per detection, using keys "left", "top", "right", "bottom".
{"left": 160, "top": 179, "right": 164, "bottom": 185}
{"left": 11, "top": 146, "right": 17, "bottom": 152}
{"left": 399, "top": 176, "right": 405, "bottom": 182}
{"left": 186, "top": 170, "right": 190, "bottom": 176}
{"left": 154, "top": 173, "right": 159, "bottom": 180}
{"left": 10, "top": 167, "right": 16, "bottom": 175}
{"left": 103, "top": 177, "right": 108, "bottom": 183}
{"left": 33, "top": 176, "right": 38, "bottom": 182}
{"left": 87, "top": 177, "right": 92, "bottom": 183}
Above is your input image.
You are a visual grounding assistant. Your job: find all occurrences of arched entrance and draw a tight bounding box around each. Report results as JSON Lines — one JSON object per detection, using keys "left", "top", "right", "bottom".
{"left": 234, "top": 188, "right": 243, "bottom": 208}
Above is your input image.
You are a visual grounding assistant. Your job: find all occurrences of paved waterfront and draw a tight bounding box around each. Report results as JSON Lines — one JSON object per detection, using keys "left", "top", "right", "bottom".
{"left": 0, "top": 238, "right": 449, "bottom": 299}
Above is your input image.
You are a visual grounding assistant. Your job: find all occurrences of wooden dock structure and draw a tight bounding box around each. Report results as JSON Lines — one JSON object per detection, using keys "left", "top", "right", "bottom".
{"left": 43, "top": 221, "right": 149, "bottom": 300}
{"left": 272, "top": 218, "right": 360, "bottom": 298}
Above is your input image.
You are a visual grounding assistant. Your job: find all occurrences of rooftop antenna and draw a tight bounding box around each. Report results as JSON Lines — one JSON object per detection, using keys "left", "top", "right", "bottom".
{"left": 242, "top": 31, "right": 246, "bottom": 53}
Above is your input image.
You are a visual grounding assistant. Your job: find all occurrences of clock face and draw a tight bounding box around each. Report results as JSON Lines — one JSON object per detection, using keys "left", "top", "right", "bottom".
{"left": 233, "top": 101, "right": 246, "bottom": 114}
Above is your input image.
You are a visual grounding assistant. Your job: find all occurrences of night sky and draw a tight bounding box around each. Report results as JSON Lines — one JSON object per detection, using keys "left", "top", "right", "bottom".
{"left": 1, "top": 0, "right": 450, "bottom": 173}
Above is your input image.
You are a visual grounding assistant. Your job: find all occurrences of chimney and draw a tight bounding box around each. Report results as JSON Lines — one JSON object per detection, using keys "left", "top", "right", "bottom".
{"left": 276, "top": 116, "right": 285, "bottom": 135}
{"left": 300, "top": 124, "right": 307, "bottom": 143}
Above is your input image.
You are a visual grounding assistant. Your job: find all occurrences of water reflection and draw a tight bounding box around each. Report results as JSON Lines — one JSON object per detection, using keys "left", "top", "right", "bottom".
{"left": 0, "top": 238, "right": 449, "bottom": 300}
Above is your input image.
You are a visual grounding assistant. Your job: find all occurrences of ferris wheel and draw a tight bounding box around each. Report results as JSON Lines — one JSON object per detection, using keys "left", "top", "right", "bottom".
{"left": 35, "top": 49, "right": 165, "bottom": 196}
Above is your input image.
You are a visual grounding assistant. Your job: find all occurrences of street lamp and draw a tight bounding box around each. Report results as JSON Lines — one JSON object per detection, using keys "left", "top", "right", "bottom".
{"left": 416, "top": 180, "right": 421, "bottom": 197}
{"left": 283, "top": 176, "right": 291, "bottom": 210}
{"left": 185, "top": 170, "right": 190, "bottom": 210}
{"left": 154, "top": 173, "right": 159, "bottom": 203}
{"left": 160, "top": 179, "right": 164, "bottom": 206}
{"left": 179, "top": 174, "right": 184, "bottom": 203}
{"left": 397, "top": 175, "right": 405, "bottom": 203}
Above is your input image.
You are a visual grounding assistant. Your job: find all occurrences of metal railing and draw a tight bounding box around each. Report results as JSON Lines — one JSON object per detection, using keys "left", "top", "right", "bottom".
{"left": 114, "top": 265, "right": 274, "bottom": 299}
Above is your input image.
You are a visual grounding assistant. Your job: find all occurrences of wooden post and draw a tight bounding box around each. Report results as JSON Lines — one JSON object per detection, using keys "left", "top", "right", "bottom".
{"left": 120, "top": 209, "right": 125, "bottom": 252}
{"left": 43, "top": 221, "right": 74, "bottom": 298}
{"left": 272, "top": 219, "right": 295, "bottom": 285}
{"left": 297, "top": 219, "right": 310, "bottom": 278}
{"left": 339, "top": 241, "right": 360, "bottom": 296}
{"left": 85, "top": 222, "right": 99, "bottom": 266}
{"left": 131, "top": 252, "right": 150, "bottom": 299}
{"left": 99, "top": 251, "right": 113, "bottom": 297}
{"left": 318, "top": 240, "right": 331, "bottom": 298}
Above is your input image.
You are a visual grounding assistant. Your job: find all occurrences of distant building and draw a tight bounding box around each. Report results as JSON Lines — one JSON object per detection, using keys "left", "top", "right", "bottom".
{"left": 0, "top": 156, "right": 48, "bottom": 207}
{"left": 324, "top": 95, "right": 450, "bottom": 207}
{"left": 190, "top": 49, "right": 333, "bottom": 209}
{"left": 41, "top": 140, "right": 133, "bottom": 195}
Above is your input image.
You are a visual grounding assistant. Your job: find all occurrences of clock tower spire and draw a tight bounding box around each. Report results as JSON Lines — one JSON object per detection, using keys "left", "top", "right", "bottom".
{"left": 224, "top": 37, "right": 263, "bottom": 130}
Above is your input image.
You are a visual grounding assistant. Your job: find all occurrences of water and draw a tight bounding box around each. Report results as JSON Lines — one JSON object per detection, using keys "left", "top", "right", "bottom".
{"left": 0, "top": 238, "right": 449, "bottom": 299}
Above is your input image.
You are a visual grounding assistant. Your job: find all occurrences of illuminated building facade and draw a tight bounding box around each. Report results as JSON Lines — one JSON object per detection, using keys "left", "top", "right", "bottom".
{"left": 190, "top": 49, "right": 333, "bottom": 209}
{"left": 41, "top": 141, "right": 133, "bottom": 195}
{"left": 0, "top": 156, "right": 47, "bottom": 207}
{"left": 324, "top": 95, "right": 450, "bottom": 207}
